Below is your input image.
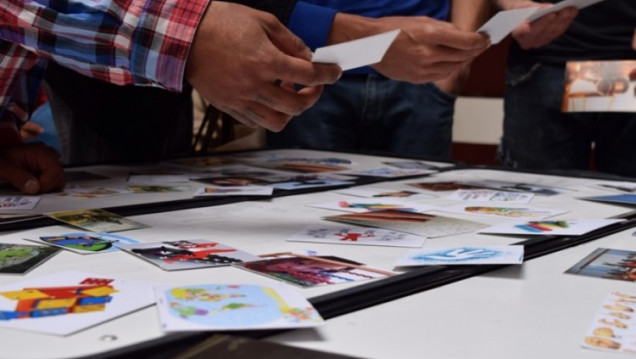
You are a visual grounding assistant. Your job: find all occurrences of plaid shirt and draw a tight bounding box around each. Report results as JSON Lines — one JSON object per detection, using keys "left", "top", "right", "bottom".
{"left": 0, "top": 0, "right": 210, "bottom": 146}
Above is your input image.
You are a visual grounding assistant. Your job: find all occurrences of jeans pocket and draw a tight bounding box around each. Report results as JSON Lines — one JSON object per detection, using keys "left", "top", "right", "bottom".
{"left": 505, "top": 63, "right": 542, "bottom": 88}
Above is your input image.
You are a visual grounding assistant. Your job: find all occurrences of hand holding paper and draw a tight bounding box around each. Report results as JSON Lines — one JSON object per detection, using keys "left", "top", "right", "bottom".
{"left": 312, "top": 30, "right": 400, "bottom": 71}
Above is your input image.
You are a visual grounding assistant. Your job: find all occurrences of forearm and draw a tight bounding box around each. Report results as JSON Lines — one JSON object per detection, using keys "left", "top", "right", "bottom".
{"left": 451, "top": 0, "right": 492, "bottom": 31}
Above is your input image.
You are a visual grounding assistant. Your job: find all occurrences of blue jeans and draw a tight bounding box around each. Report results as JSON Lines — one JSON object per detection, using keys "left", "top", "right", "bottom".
{"left": 267, "top": 75, "right": 456, "bottom": 160}
{"left": 499, "top": 62, "right": 636, "bottom": 177}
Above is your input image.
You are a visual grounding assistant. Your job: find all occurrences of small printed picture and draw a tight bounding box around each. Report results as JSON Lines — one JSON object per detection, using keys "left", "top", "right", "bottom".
{"left": 235, "top": 253, "right": 393, "bottom": 288}
{"left": 194, "top": 176, "right": 269, "bottom": 187}
{"left": 478, "top": 219, "right": 624, "bottom": 236}
{"left": 193, "top": 186, "right": 273, "bottom": 197}
{"left": 582, "top": 291, "right": 636, "bottom": 354}
{"left": 0, "top": 196, "right": 41, "bottom": 211}
{"left": 127, "top": 185, "right": 188, "bottom": 193}
{"left": 309, "top": 199, "right": 436, "bottom": 214}
{"left": 383, "top": 161, "right": 439, "bottom": 170}
{"left": 0, "top": 243, "right": 60, "bottom": 274}
{"left": 582, "top": 194, "right": 636, "bottom": 206}
{"left": 344, "top": 167, "right": 435, "bottom": 178}
{"left": 447, "top": 189, "right": 534, "bottom": 203}
{"left": 408, "top": 181, "right": 481, "bottom": 192}
{"left": 335, "top": 186, "right": 437, "bottom": 199}
{"left": 0, "top": 271, "right": 154, "bottom": 335}
{"left": 117, "top": 240, "right": 259, "bottom": 271}
{"left": 271, "top": 177, "right": 355, "bottom": 190}
{"left": 59, "top": 186, "right": 130, "bottom": 199}
{"left": 464, "top": 179, "right": 575, "bottom": 196}
{"left": 287, "top": 225, "right": 427, "bottom": 248}
{"left": 30, "top": 232, "right": 139, "bottom": 254}
{"left": 439, "top": 204, "right": 567, "bottom": 220}
{"left": 47, "top": 209, "right": 149, "bottom": 233}
{"left": 394, "top": 245, "right": 524, "bottom": 267}
{"left": 589, "top": 181, "right": 636, "bottom": 194}
{"left": 566, "top": 248, "right": 636, "bottom": 282}
{"left": 127, "top": 170, "right": 189, "bottom": 184}
{"left": 563, "top": 60, "right": 636, "bottom": 112}
{"left": 154, "top": 283, "right": 324, "bottom": 331}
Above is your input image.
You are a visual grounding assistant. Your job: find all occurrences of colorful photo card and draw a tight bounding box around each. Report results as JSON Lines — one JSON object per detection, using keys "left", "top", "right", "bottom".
{"left": 324, "top": 210, "right": 486, "bottom": 238}
{"left": 154, "top": 283, "right": 324, "bottom": 332}
{"left": 582, "top": 291, "right": 636, "bottom": 354}
{"left": 563, "top": 60, "right": 636, "bottom": 113}
{"left": 287, "top": 225, "right": 426, "bottom": 248}
{"left": 446, "top": 189, "right": 534, "bottom": 203}
{"left": 565, "top": 248, "right": 636, "bottom": 282}
{"left": 462, "top": 179, "right": 575, "bottom": 196}
{"left": 582, "top": 194, "right": 636, "bottom": 207}
{"left": 0, "top": 196, "right": 41, "bottom": 211}
{"left": 344, "top": 167, "right": 435, "bottom": 178}
{"left": 29, "top": 232, "right": 139, "bottom": 254}
{"left": 334, "top": 186, "right": 437, "bottom": 199}
{"left": 193, "top": 186, "right": 273, "bottom": 197}
{"left": 271, "top": 176, "right": 355, "bottom": 191}
{"left": 408, "top": 181, "right": 481, "bottom": 192}
{"left": 0, "top": 271, "right": 154, "bottom": 335}
{"left": 47, "top": 209, "right": 149, "bottom": 233}
{"left": 235, "top": 253, "right": 393, "bottom": 288}
{"left": 117, "top": 240, "right": 259, "bottom": 271}
{"left": 309, "top": 199, "right": 437, "bottom": 214}
{"left": 394, "top": 245, "right": 524, "bottom": 267}
{"left": 439, "top": 204, "right": 567, "bottom": 221}
{"left": 479, "top": 219, "right": 624, "bottom": 236}
{"left": 59, "top": 186, "right": 130, "bottom": 199}
{"left": 0, "top": 243, "right": 60, "bottom": 274}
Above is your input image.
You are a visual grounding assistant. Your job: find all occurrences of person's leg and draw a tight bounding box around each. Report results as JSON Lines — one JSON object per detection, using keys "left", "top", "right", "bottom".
{"left": 363, "top": 77, "right": 454, "bottom": 160}
{"left": 594, "top": 112, "right": 636, "bottom": 177}
{"left": 266, "top": 76, "right": 366, "bottom": 151}
{"left": 499, "top": 62, "right": 594, "bottom": 172}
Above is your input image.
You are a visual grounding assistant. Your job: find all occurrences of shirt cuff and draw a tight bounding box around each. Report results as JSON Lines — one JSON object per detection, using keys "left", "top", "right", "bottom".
{"left": 289, "top": 2, "right": 337, "bottom": 51}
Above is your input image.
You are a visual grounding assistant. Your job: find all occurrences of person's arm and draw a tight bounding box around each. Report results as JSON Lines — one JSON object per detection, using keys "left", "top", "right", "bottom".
{"left": 324, "top": 11, "right": 489, "bottom": 84}
{"left": 435, "top": 0, "right": 491, "bottom": 95}
{"left": 491, "top": 0, "right": 578, "bottom": 49}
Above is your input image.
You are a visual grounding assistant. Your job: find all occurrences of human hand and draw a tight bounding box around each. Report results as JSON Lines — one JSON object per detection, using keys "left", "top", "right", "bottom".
{"left": 330, "top": 14, "right": 489, "bottom": 83}
{"left": 630, "top": 68, "right": 636, "bottom": 96}
{"left": 185, "top": 2, "right": 342, "bottom": 132}
{"left": 19, "top": 122, "right": 44, "bottom": 141}
{"left": 434, "top": 63, "right": 473, "bottom": 96}
{"left": 494, "top": 0, "right": 578, "bottom": 49}
{"left": 0, "top": 142, "right": 65, "bottom": 194}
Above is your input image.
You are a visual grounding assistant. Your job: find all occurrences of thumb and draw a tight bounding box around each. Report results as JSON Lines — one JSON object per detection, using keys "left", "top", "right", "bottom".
{"left": 1, "top": 165, "right": 41, "bottom": 194}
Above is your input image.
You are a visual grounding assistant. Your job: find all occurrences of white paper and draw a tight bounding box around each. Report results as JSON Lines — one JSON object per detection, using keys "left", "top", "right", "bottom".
{"left": 287, "top": 225, "right": 427, "bottom": 248}
{"left": 478, "top": 7, "right": 539, "bottom": 44}
{"left": 527, "top": 0, "right": 607, "bottom": 22}
{"left": 478, "top": 218, "right": 624, "bottom": 236}
{"left": 395, "top": 245, "right": 524, "bottom": 267}
{"left": 312, "top": 29, "right": 400, "bottom": 71}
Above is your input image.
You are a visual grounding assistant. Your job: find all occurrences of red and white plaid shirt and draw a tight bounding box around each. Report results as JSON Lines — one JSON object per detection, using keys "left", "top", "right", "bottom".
{"left": 0, "top": 0, "right": 209, "bottom": 146}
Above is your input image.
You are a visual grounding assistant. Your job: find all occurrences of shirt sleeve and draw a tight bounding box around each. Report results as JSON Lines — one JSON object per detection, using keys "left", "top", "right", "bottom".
{"left": 288, "top": 2, "right": 338, "bottom": 51}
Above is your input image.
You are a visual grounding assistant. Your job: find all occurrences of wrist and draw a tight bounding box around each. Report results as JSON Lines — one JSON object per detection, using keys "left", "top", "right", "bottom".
{"left": 328, "top": 13, "right": 382, "bottom": 45}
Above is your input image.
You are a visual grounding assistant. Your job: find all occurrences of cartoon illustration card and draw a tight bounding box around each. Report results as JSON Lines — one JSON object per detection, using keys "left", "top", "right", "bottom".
{"left": 117, "top": 240, "right": 260, "bottom": 271}
{"left": 287, "top": 225, "right": 427, "bottom": 248}
{"left": 0, "top": 196, "right": 41, "bottom": 211}
{"left": 154, "top": 283, "right": 324, "bottom": 331}
{"left": 59, "top": 186, "right": 130, "bottom": 199}
{"left": 334, "top": 186, "right": 437, "bottom": 199}
{"left": 28, "top": 232, "right": 139, "bottom": 254}
{"left": 562, "top": 60, "right": 636, "bottom": 112}
{"left": 0, "top": 243, "right": 60, "bottom": 274}
{"left": 343, "top": 167, "right": 435, "bottom": 178}
{"left": 309, "top": 199, "right": 437, "bottom": 214}
{"left": 447, "top": 189, "right": 534, "bottom": 203}
{"left": 565, "top": 248, "right": 636, "bottom": 282}
{"left": 324, "top": 210, "right": 487, "bottom": 238}
{"left": 394, "top": 245, "right": 524, "bottom": 267}
{"left": 0, "top": 271, "right": 155, "bottom": 335}
{"left": 193, "top": 186, "right": 273, "bottom": 197}
{"left": 271, "top": 177, "right": 355, "bottom": 190}
{"left": 581, "top": 290, "right": 636, "bottom": 354}
{"left": 439, "top": 204, "right": 567, "bottom": 220}
{"left": 47, "top": 209, "right": 149, "bottom": 233}
{"left": 479, "top": 219, "right": 624, "bottom": 236}
{"left": 235, "top": 253, "right": 393, "bottom": 288}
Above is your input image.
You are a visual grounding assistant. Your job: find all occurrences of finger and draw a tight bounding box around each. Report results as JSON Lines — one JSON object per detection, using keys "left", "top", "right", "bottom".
{"left": 17, "top": 142, "right": 64, "bottom": 193}
{"left": 264, "top": 19, "right": 313, "bottom": 62}
{"left": 230, "top": 103, "right": 293, "bottom": 132}
{"left": 432, "top": 27, "right": 490, "bottom": 52}
{"left": 0, "top": 162, "right": 40, "bottom": 194}
{"left": 254, "top": 83, "right": 323, "bottom": 116}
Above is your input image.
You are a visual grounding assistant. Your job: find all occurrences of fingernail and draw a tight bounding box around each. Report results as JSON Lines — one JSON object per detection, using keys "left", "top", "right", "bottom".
{"left": 24, "top": 179, "right": 39, "bottom": 194}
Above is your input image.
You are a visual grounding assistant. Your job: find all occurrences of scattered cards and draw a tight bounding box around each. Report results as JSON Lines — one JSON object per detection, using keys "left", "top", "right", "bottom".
{"left": 154, "top": 283, "right": 323, "bottom": 331}
{"left": 118, "top": 240, "right": 259, "bottom": 271}
{"left": 582, "top": 291, "right": 636, "bottom": 354}
{"left": 47, "top": 209, "right": 149, "bottom": 233}
{"left": 394, "top": 245, "right": 524, "bottom": 267}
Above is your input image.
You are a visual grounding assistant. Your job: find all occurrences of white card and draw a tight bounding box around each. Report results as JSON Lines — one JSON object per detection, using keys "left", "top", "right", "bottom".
{"left": 395, "top": 245, "right": 524, "bottom": 267}
{"left": 478, "top": 7, "right": 539, "bottom": 44}
{"left": 154, "top": 283, "right": 323, "bottom": 331}
{"left": 0, "top": 271, "right": 154, "bottom": 335}
{"left": 312, "top": 29, "right": 400, "bottom": 71}
{"left": 478, "top": 218, "right": 624, "bottom": 236}
{"left": 335, "top": 186, "right": 438, "bottom": 199}
{"left": 439, "top": 204, "right": 567, "bottom": 220}
{"left": 287, "top": 225, "right": 426, "bottom": 248}
{"left": 527, "top": 0, "right": 607, "bottom": 22}
{"left": 447, "top": 189, "right": 534, "bottom": 203}
{"left": 309, "top": 198, "right": 437, "bottom": 214}
{"left": 0, "top": 196, "right": 40, "bottom": 211}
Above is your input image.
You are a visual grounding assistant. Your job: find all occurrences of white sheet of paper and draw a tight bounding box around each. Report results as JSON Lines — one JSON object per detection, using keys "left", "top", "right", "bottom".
{"left": 0, "top": 196, "right": 41, "bottom": 211}
{"left": 447, "top": 189, "right": 534, "bottom": 204}
{"left": 0, "top": 271, "right": 154, "bottom": 335}
{"left": 527, "top": 0, "right": 607, "bottom": 22}
{"left": 478, "top": 218, "right": 624, "bottom": 236}
{"left": 395, "top": 245, "right": 524, "bottom": 267}
{"left": 478, "top": 7, "right": 539, "bottom": 44}
{"left": 312, "top": 29, "right": 400, "bottom": 71}
{"left": 287, "top": 224, "right": 427, "bottom": 248}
